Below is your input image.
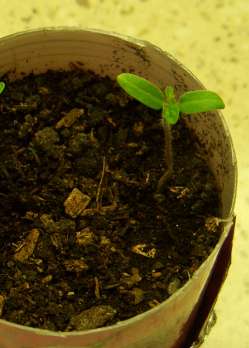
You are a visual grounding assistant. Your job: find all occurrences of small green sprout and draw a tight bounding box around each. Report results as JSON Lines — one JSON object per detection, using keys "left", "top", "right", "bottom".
{"left": 117, "top": 73, "right": 225, "bottom": 191}
{"left": 117, "top": 73, "right": 224, "bottom": 125}
{"left": 0, "top": 81, "right": 5, "bottom": 95}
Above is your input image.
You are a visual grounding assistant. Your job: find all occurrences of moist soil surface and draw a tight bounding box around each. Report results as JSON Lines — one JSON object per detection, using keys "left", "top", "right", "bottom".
{"left": 0, "top": 68, "right": 221, "bottom": 331}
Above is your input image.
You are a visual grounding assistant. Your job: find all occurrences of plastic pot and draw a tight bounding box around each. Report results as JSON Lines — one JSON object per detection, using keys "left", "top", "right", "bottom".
{"left": 0, "top": 28, "right": 237, "bottom": 348}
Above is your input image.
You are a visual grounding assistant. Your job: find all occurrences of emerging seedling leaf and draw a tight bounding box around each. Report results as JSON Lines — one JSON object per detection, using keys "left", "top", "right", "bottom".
{"left": 117, "top": 73, "right": 164, "bottom": 110}
{"left": 0, "top": 81, "right": 5, "bottom": 95}
{"left": 163, "top": 86, "right": 180, "bottom": 124}
{"left": 163, "top": 102, "right": 180, "bottom": 125}
{"left": 179, "top": 90, "right": 225, "bottom": 114}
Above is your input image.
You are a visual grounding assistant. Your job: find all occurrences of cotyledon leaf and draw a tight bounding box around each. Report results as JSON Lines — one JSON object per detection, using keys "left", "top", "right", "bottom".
{"left": 179, "top": 90, "right": 225, "bottom": 114}
{"left": 117, "top": 73, "right": 164, "bottom": 110}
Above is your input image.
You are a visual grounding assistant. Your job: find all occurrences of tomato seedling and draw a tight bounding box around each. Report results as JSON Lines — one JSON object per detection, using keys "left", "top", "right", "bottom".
{"left": 117, "top": 73, "right": 225, "bottom": 191}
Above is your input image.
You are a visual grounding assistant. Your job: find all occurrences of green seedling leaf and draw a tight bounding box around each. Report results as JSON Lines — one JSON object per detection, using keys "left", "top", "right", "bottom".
{"left": 0, "top": 81, "right": 5, "bottom": 95}
{"left": 117, "top": 73, "right": 164, "bottom": 110}
{"left": 162, "top": 101, "right": 180, "bottom": 125}
{"left": 179, "top": 90, "right": 225, "bottom": 114}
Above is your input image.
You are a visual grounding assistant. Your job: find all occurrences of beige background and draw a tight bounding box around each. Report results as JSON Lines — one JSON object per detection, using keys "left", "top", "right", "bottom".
{"left": 0, "top": 0, "right": 248, "bottom": 346}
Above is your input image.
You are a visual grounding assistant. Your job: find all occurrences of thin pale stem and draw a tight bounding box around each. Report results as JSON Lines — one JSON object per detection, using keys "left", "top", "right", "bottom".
{"left": 156, "top": 121, "right": 173, "bottom": 192}
{"left": 96, "top": 156, "right": 106, "bottom": 210}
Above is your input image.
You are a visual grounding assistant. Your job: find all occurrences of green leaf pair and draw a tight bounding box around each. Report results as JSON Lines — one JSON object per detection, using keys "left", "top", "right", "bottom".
{"left": 117, "top": 73, "right": 225, "bottom": 125}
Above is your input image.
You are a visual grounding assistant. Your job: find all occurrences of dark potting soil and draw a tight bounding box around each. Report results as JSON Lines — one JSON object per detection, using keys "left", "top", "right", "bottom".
{"left": 0, "top": 68, "right": 221, "bottom": 331}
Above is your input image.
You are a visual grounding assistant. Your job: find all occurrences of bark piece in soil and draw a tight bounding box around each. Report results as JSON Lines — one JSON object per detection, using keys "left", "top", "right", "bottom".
{"left": 64, "top": 188, "right": 91, "bottom": 218}
{"left": 76, "top": 227, "right": 95, "bottom": 246}
{"left": 121, "top": 268, "right": 142, "bottom": 288}
{"left": 33, "top": 127, "right": 59, "bottom": 151}
{"left": 167, "top": 278, "right": 182, "bottom": 295}
{"left": 13, "top": 229, "right": 40, "bottom": 263}
{"left": 55, "top": 108, "right": 84, "bottom": 129}
{"left": 130, "top": 288, "right": 145, "bottom": 305}
{"left": 66, "top": 305, "right": 117, "bottom": 331}
{"left": 64, "top": 259, "right": 89, "bottom": 272}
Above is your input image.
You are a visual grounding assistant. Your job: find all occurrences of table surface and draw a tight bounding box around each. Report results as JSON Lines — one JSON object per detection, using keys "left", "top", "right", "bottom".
{"left": 0, "top": 0, "right": 248, "bottom": 346}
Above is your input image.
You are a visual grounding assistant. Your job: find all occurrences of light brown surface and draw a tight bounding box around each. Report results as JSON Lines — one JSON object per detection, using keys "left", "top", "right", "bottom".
{"left": 0, "top": 0, "right": 248, "bottom": 346}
